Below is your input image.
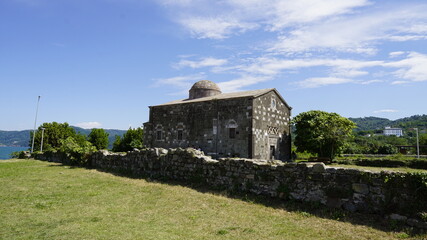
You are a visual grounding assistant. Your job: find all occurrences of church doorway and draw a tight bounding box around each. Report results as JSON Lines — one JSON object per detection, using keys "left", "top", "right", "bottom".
{"left": 270, "top": 146, "right": 276, "bottom": 160}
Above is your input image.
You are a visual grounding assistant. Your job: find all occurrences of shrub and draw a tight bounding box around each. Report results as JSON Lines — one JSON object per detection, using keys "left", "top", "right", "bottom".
{"left": 59, "top": 137, "right": 96, "bottom": 166}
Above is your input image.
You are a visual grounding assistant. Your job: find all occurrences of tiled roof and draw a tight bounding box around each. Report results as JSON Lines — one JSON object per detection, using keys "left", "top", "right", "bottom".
{"left": 152, "top": 88, "right": 275, "bottom": 107}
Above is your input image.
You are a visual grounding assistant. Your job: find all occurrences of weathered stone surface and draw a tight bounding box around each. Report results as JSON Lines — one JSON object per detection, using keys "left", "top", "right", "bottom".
{"left": 352, "top": 183, "right": 369, "bottom": 194}
{"left": 407, "top": 219, "right": 427, "bottom": 229}
{"left": 390, "top": 214, "right": 407, "bottom": 221}
{"left": 326, "top": 197, "right": 342, "bottom": 208}
{"left": 311, "top": 163, "right": 326, "bottom": 173}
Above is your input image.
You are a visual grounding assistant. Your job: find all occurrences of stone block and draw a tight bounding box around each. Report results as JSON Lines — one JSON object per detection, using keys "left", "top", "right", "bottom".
{"left": 389, "top": 213, "right": 407, "bottom": 221}
{"left": 342, "top": 201, "right": 356, "bottom": 212}
{"left": 326, "top": 197, "right": 342, "bottom": 208}
{"left": 246, "top": 174, "right": 255, "bottom": 179}
{"left": 311, "top": 163, "right": 326, "bottom": 173}
{"left": 352, "top": 183, "right": 369, "bottom": 194}
{"left": 407, "top": 218, "right": 427, "bottom": 229}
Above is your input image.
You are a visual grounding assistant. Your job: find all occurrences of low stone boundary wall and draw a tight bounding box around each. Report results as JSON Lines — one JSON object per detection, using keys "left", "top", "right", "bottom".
{"left": 35, "top": 148, "right": 427, "bottom": 229}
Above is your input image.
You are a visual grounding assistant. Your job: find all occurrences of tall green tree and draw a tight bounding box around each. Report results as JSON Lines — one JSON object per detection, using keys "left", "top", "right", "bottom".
{"left": 112, "top": 127, "right": 144, "bottom": 152}
{"left": 293, "top": 110, "right": 356, "bottom": 159}
{"left": 88, "top": 128, "right": 109, "bottom": 150}
{"left": 31, "top": 122, "right": 79, "bottom": 151}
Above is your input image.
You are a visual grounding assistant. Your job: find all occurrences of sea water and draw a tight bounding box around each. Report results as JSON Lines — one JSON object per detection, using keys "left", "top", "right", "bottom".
{"left": 0, "top": 146, "right": 28, "bottom": 160}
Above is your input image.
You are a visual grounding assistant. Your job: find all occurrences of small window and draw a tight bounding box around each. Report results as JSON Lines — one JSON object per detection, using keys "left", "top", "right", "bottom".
{"left": 229, "top": 128, "right": 236, "bottom": 139}
{"left": 177, "top": 130, "right": 183, "bottom": 140}
{"left": 213, "top": 119, "right": 218, "bottom": 135}
{"left": 156, "top": 130, "right": 162, "bottom": 140}
{"left": 271, "top": 98, "right": 277, "bottom": 109}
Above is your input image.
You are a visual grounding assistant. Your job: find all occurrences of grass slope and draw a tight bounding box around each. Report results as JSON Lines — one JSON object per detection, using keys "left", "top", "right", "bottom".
{"left": 0, "top": 159, "right": 423, "bottom": 240}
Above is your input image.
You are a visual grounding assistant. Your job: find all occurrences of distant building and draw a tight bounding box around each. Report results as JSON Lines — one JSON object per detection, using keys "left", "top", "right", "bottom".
{"left": 143, "top": 80, "right": 292, "bottom": 160}
{"left": 383, "top": 126, "right": 403, "bottom": 137}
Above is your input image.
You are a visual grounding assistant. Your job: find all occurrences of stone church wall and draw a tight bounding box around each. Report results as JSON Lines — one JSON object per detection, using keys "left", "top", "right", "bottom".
{"left": 145, "top": 97, "right": 253, "bottom": 158}
{"left": 252, "top": 91, "right": 291, "bottom": 160}
{"left": 35, "top": 148, "right": 427, "bottom": 229}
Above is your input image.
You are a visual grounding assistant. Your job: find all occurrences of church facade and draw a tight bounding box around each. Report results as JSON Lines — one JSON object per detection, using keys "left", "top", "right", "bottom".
{"left": 143, "top": 80, "right": 292, "bottom": 160}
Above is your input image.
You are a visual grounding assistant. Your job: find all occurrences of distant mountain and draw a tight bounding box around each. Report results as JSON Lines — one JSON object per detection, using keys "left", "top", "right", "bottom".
{"left": 0, "top": 130, "right": 31, "bottom": 147}
{"left": 0, "top": 127, "right": 127, "bottom": 148}
{"left": 350, "top": 115, "right": 427, "bottom": 132}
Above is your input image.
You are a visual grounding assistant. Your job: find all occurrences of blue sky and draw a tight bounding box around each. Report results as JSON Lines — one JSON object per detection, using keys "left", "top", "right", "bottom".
{"left": 1, "top": 0, "right": 426, "bottom": 131}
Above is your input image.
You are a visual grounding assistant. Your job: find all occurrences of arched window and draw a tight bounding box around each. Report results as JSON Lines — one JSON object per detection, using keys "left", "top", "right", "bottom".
{"left": 155, "top": 125, "right": 163, "bottom": 141}
{"left": 177, "top": 123, "right": 184, "bottom": 141}
{"left": 271, "top": 98, "right": 277, "bottom": 110}
{"left": 227, "top": 120, "right": 238, "bottom": 139}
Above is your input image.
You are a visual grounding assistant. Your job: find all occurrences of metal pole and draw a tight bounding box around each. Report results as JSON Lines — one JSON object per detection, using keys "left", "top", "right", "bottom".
{"left": 40, "top": 128, "right": 45, "bottom": 152}
{"left": 31, "top": 96, "right": 41, "bottom": 153}
{"left": 415, "top": 128, "right": 420, "bottom": 159}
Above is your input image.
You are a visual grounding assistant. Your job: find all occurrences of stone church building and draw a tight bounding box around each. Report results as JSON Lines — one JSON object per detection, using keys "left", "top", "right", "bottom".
{"left": 143, "top": 80, "right": 292, "bottom": 160}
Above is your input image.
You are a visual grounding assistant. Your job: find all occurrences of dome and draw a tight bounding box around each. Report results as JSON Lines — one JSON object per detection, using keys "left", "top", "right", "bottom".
{"left": 189, "top": 80, "right": 222, "bottom": 99}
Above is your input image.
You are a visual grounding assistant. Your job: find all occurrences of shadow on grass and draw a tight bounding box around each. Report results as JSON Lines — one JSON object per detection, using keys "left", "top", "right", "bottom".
{"left": 43, "top": 160, "right": 425, "bottom": 237}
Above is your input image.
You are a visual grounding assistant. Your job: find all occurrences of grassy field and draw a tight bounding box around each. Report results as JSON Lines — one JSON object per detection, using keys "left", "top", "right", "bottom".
{"left": 0, "top": 159, "right": 425, "bottom": 240}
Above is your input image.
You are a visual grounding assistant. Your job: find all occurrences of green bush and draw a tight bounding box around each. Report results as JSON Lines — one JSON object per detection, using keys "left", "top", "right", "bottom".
{"left": 112, "top": 127, "right": 144, "bottom": 152}
{"left": 59, "top": 137, "right": 96, "bottom": 166}
{"left": 10, "top": 151, "right": 29, "bottom": 159}
{"left": 382, "top": 172, "right": 427, "bottom": 215}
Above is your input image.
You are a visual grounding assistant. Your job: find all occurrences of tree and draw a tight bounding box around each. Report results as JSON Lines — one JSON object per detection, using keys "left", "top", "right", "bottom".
{"left": 88, "top": 128, "right": 109, "bottom": 150}
{"left": 112, "top": 127, "right": 144, "bottom": 152}
{"left": 293, "top": 110, "right": 356, "bottom": 159}
{"left": 31, "top": 122, "right": 79, "bottom": 151}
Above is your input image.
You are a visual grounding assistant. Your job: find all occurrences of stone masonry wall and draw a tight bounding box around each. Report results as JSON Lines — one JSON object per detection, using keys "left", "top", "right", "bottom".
{"left": 145, "top": 97, "right": 253, "bottom": 159}
{"left": 35, "top": 148, "right": 427, "bottom": 229}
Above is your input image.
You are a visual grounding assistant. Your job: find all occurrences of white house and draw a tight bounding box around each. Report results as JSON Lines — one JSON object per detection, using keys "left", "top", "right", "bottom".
{"left": 383, "top": 126, "right": 403, "bottom": 137}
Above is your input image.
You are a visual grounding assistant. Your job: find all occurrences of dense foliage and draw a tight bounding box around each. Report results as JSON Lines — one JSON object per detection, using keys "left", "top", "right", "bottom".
{"left": 30, "top": 122, "right": 83, "bottom": 151}
{"left": 293, "top": 111, "right": 356, "bottom": 159}
{"left": 343, "top": 132, "right": 427, "bottom": 155}
{"left": 112, "top": 127, "right": 144, "bottom": 152}
{"left": 0, "top": 127, "right": 125, "bottom": 147}
{"left": 59, "top": 137, "right": 97, "bottom": 165}
{"left": 88, "top": 128, "right": 109, "bottom": 150}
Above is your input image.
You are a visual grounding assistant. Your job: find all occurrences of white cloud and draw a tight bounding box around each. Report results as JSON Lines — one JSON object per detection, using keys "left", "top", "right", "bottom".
{"left": 391, "top": 80, "right": 409, "bottom": 85}
{"left": 359, "top": 79, "right": 384, "bottom": 85}
{"left": 218, "top": 75, "right": 272, "bottom": 92}
{"left": 388, "top": 35, "right": 427, "bottom": 41}
{"left": 389, "top": 51, "right": 406, "bottom": 58}
{"left": 179, "top": 17, "right": 258, "bottom": 39}
{"left": 154, "top": 74, "right": 205, "bottom": 89}
{"left": 175, "top": 57, "right": 228, "bottom": 69}
{"left": 158, "top": 0, "right": 371, "bottom": 40}
{"left": 75, "top": 122, "right": 102, "bottom": 129}
{"left": 160, "top": 0, "right": 427, "bottom": 55}
{"left": 384, "top": 52, "right": 427, "bottom": 82}
{"left": 373, "top": 109, "right": 399, "bottom": 113}
{"left": 266, "top": 0, "right": 371, "bottom": 31}
{"left": 295, "top": 77, "right": 354, "bottom": 88}
{"left": 270, "top": 5, "right": 427, "bottom": 54}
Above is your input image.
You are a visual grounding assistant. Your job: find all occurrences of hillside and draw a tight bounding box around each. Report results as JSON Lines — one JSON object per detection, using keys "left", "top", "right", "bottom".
{"left": 0, "top": 127, "right": 126, "bottom": 148}
{"left": 350, "top": 115, "right": 427, "bottom": 132}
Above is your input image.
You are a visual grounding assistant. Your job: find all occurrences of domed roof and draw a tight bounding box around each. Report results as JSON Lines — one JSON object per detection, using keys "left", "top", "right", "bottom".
{"left": 190, "top": 80, "right": 221, "bottom": 91}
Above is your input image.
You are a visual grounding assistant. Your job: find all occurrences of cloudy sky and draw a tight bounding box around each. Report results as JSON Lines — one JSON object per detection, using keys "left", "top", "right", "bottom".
{"left": 1, "top": 0, "right": 426, "bottom": 130}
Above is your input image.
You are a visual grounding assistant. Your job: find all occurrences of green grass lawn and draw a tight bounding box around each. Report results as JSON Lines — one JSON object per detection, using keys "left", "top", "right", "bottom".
{"left": 0, "top": 159, "right": 424, "bottom": 240}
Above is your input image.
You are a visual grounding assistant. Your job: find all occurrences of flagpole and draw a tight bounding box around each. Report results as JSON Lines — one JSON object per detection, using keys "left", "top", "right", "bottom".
{"left": 31, "top": 96, "right": 41, "bottom": 153}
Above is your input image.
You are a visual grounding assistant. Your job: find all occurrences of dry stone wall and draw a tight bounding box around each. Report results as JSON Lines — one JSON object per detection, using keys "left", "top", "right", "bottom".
{"left": 35, "top": 148, "right": 427, "bottom": 229}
